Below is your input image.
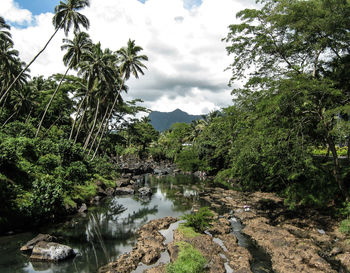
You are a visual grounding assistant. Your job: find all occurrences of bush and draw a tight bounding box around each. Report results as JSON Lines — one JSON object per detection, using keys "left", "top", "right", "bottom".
{"left": 166, "top": 241, "right": 206, "bottom": 273}
{"left": 175, "top": 148, "right": 203, "bottom": 172}
{"left": 30, "top": 175, "right": 64, "bottom": 217}
{"left": 340, "top": 218, "right": 350, "bottom": 235}
{"left": 181, "top": 207, "right": 214, "bottom": 233}
{"left": 66, "top": 161, "right": 88, "bottom": 183}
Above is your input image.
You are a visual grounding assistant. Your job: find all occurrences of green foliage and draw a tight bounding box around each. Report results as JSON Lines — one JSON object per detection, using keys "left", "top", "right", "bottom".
{"left": 313, "top": 146, "right": 348, "bottom": 157}
{"left": 29, "top": 175, "right": 64, "bottom": 217}
{"left": 177, "top": 224, "right": 201, "bottom": 238}
{"left": 181, "top": 207, "right": 214, "bottom": 233}
{"left": 175, "top": 147, "right": 203, "bottom": 172}
{"left": 340, "top": 218, "right": 350, "bottom": 235}
{"left": 166, "top": 241, "right": 206, "bottom": 273}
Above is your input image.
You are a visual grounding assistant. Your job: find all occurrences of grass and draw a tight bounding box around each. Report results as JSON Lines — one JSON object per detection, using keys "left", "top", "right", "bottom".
{"left": 178, "top": 224, "right": 201, "bottom": 238}
{"left": 166, "top": 241, "right": 207, "bottom": 273}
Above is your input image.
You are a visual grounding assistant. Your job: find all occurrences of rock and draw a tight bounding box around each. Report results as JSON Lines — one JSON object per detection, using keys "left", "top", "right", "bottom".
{"left": 97, "top": 186, "right": 107, "bottom": 196}
{"left": 30, "top": 241, "right": 75, "bottom": 262}
{"left": 167, "top": 242, "right": 180, "bottom": 262}
{"left": 335, "top": 252, "right": 350, "bottom": 271}
{"left": 98, "top": 217, "right": 177, "bottom": 273}
{"left": 105, "top": 187, "right": 115, "bottom": 196}
{"left": 138, "top": 187, "right": 152, "bottom": 196}
{"left": 154, "top": 168, "right": 169, "bottom": 175}
{"left": 95, "top": 180, "right": 106, "bottom": 189}
{"left": 208, "top": 218, "right": 231, "bottom": 235}
{"left": 330, "top": 247, "right": 342, "bottom": 256}
{"left": 20, "top": 234, "right": 56, "bottom": 252}
{"left": 115, "top": 187, "right": 135, "bottom": 195}
{"left": 78, "top": 203, "right": 88, "bottom": 214}
{"left": 116, "top": 178, "right": 131, "bottom": 188}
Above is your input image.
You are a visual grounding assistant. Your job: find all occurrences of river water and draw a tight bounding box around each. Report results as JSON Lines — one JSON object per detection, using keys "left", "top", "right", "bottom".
{"left": 0, "top": 174, "right": 275, "bottom": 273}
{"left": 0, "top": 174, "right": 205, "bottom": 273}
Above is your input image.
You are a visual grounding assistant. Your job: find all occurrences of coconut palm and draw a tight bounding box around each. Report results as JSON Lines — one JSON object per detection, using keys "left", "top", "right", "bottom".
{"left": 35, "top": 31, "right": 92, "bottom": 137}
{"left": 70, "top": 43, "right": 116, "bottom": 141}
{"left": 1, "top": 0, "right": 90, "bottom": 104}
{"left": 0, "top": 16, "right": 13, "bottom": 46}
{"left": 91, "top": 39, "right": 148, "bottom": 159}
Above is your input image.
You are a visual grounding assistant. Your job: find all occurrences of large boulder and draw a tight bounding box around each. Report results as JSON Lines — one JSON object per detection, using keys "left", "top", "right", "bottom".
{"left": 138, "top": 187, "right": 152, "bottom": 196}
{"left": 115, "top": 187, "right": 135, "bottom": 195}
{"left": 20, "top": 234, "right": 56, "bottom": 252}
{"left": 30, "top": 241, "right": 75, "bottom": 262}
{"left": 116, "top": 178, "right": 131, "bottom": 188}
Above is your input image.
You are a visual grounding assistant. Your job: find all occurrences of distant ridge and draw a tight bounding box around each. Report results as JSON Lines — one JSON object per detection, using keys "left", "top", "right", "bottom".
{"left": 149, "top": 109, "right": 202, "bottom": 132}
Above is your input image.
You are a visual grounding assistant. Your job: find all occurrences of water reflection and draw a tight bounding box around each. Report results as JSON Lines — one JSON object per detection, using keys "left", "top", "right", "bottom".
{"left": 0, "top": 174, "right": 207, "bottom": 273}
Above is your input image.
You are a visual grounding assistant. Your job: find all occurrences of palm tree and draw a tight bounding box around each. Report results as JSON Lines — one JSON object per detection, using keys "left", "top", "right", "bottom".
{"left": 0, "top": 16, "right": 13, "bottom": 46}
{"left": 91, "top": 39, "right": 148, "bottom": 159}
{"left": 70, "top": 43, "right": 116, "bottom": 141}
{"left": 0, "top": 0, "right": 90, "bottom": 104}
{"left": 0, "top": 40, "right": 19, "bottom": 96}
{"left": 35, "top": 31, "right": 92, "bottom": 137}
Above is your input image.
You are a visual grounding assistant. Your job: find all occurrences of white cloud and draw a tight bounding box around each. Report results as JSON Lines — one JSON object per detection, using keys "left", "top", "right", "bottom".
{"left": 7, "top": 0, "right": 258, "bottom": 115}
{"left": 0, "top": 0, "right": 32, "bottom": 25}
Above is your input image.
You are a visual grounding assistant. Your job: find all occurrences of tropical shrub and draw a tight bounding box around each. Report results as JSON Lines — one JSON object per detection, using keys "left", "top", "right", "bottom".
{"left": 181, "top": 207, "right": 214, "bottom": 233}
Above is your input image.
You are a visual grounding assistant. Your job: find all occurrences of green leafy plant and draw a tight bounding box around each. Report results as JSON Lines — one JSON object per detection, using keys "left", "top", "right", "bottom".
{"left": 166, "top": 241, "right": 206, "bottom": 273}
{"left": 181, "top": 207, "right": 214, "bottom": 233}
{"left": 340, "top": 218, "right": 350, "bottom": 235}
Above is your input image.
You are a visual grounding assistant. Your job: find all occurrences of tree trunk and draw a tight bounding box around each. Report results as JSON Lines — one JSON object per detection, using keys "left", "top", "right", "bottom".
{"left": 90, "top": 76, "right": 125, "bottom": 160}
{"left": 328, "top": 137, "right": 349, "bottom": 200}
{"left": 0, "top": 22, "right": 64, "bottom": 104}
{"left": 25, "top": 108, "right": 33, "bottom": 124}
{"left": 74, "top": 106, "right": 86, "bottom": 144}
{"left": 69, "top": 83, "right": 94, "bottom": 141}
{"left": 84, "top": 99, "right": 100, "bottom": 150}
{"left": 35, "top": 65, "right": 71, "bottom": 137}
{"left": 88, "top": 105, "right": 109, "bottom": 156}
{"left": 1, "top": 111, "right": 17, "bottom": 128}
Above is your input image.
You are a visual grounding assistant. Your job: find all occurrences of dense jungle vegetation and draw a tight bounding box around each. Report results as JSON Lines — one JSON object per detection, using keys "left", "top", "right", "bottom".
{"left": 1, "top": 0, "right": 350, "bottom": 233}
{"left": 150, "top": 0, "right": 350, "bottom": 211}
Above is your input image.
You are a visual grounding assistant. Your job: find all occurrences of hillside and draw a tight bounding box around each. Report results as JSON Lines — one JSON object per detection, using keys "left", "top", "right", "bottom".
{"left": 149, "top": 109, "right": 202, "bottom": 131}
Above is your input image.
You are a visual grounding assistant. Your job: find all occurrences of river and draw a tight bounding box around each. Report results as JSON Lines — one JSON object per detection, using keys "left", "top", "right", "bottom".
{"left": 0, "top": 174, "right": 206, "bottom": 273}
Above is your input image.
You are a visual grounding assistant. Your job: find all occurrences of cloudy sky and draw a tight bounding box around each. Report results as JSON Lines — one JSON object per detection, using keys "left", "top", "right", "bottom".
{"left": 0, "top": 0, "right": 258, "bottom": 115}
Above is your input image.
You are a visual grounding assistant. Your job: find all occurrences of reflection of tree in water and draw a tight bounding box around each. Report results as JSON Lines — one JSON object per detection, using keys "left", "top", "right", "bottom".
{"left": 150, "top": 176, "right": 203, "bottom": 212}
{"left": 122, "top": 205, "right": 158, "bottom": 226}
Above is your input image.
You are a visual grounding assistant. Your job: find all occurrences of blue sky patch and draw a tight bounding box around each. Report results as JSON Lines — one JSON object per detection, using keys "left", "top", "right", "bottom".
{"left": 14, "top": 0, "right": 203, "bottom": 17}
{"left": 15, "top": 0, "right": 58, "bottom": 15}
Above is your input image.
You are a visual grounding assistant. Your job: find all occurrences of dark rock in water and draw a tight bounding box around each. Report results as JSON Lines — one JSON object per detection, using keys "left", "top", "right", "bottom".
{"left": 138, "top": 187, "right": 152, "bottom": 196}
{"left": 115, "top": 187, "right": 135, "bottom": 195}
{"left": 78, "top": 203, "right": 88, "bottom": 214}
{"left": 20, "top": 234, "right": 56, "bottom": 252}
{"left": 153, "top": 168, "right": 169, "bottom": 175}
{"left": 116, "top": 178, "right": 131, "bottom": 188}
{"left": 30, "top": 241, "right": 75, "bottom": 262}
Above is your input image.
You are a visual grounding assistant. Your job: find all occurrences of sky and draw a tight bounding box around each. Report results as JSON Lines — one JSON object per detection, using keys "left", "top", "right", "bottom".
{"left": 0, "top": 0, "right": 258, "bottom": 115}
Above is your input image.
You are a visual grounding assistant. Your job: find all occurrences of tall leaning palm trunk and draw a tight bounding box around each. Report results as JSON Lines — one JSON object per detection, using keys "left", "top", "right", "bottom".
{"left": 0, "top": 0, "right": 90, "bottom": 104}
{"left": 35, "top": 65, "right": 71, "bottom": 137}
{"left": 88, "top": 105, "right": 109, "bottom": 155}
{"left": 90, "top": 39, "right": 148, "bottom": 160}
{"left": 0, "top": 23, "right": 64, "bottom": 104}
{"left": 91, "top": 76, "right": 125, "bottom": 160}
{"left": 84, "top": 99, "right": 100, "bottom": 150}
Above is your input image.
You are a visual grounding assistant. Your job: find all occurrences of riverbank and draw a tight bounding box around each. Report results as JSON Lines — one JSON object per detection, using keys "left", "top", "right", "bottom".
{"left": 98, "top": 186, "right": 350, "bottom": 273}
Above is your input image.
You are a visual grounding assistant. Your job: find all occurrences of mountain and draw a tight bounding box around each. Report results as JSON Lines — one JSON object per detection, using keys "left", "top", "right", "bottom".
{"left": 149, "top": 109, "right": 202, "bottom": 132}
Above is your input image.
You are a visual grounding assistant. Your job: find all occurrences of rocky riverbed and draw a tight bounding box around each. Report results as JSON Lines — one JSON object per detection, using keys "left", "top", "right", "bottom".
{"left": 98, "top": 187, "right": 350, "bottom": 273}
